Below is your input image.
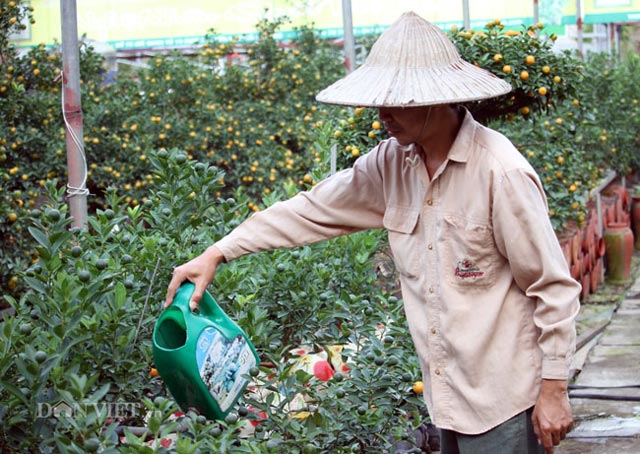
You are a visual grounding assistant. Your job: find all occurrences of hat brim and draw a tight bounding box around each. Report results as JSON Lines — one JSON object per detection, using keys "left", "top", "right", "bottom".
{"left": 316, "top": 59, "right": 512, "bottom": 108}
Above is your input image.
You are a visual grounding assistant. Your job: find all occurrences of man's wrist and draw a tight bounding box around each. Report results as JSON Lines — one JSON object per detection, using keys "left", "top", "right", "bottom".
{"left": 541, "top": 378, "right": 569, "bottom": 393}
{"left": 204, "top": 246, "right": 226, "bottom": 266}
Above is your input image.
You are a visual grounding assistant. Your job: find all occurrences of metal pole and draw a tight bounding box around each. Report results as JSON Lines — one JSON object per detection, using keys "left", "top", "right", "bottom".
{"left": 341, "top": 0, "right": 356, "bottom": 73}
{"left": 60, "top": 0, "right": 88, "bottom": 228}
{"left": 462, "top": 0, "right": 470, "bottom": 29}
{"left": 576, "top": 0, "right": 584, "bottom": 57}
{"left": 533, "top": 0, "right": 539, "bottom": 25}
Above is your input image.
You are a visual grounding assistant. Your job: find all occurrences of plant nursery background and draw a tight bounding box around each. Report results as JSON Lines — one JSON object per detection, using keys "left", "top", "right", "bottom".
{"left": 2, "top": 0, "right": 640, "bottom": 452}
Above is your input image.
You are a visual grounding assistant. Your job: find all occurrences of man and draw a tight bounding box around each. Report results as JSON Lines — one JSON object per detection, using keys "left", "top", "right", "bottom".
{"left": 166, "top": 11, "right": 580, "bottom": 454}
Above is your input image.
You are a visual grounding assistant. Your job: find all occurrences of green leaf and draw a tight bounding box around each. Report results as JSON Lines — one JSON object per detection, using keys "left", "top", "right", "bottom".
{"left": 22, "top": 276, "right": 47, "bottom": 294}
{"left": 114, "top": 281, "right": 126, "bottom": 309}
{"left": 0, "top": 380, "right": 30, "bottom": 407}
{"left": 28, "top": 226, "right": 50, "bottom": 249}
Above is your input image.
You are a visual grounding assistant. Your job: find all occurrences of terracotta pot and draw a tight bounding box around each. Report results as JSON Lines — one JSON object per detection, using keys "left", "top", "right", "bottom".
{"left": 605, "top": 184, "right": 630, "bottom": 212}
{"left": 580, "top": 272, "right": 591, "bottom": 301}
{"left": 572, "top": 228, "right": 584, "bottom": 263}
{"left": 603, "top": 222, "right": 634, "bottom": 285}
{"left": 570, "top": 255, "right": 582, "bottom": 281}
{"left": 590, "top": 264, "right": 600, "bottom": 293}
{"left": 582, "top": 224, "right": 592, "bottom": 252}
{"left": 558, "top": 236, "right": 573, "bottom": 268}
{"left": 595, "top": 236, "right": 606, "bottom": 257}
{"left": 631, "top": 195, "right": 640, "bottom": 250}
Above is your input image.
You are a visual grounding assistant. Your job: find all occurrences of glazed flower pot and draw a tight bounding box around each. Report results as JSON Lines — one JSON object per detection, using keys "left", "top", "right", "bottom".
{"left": 603, "top": 222, "right": 634, "bottom": 285}
{"left": 631, "top": 195, "right": 640, "bottom": 250}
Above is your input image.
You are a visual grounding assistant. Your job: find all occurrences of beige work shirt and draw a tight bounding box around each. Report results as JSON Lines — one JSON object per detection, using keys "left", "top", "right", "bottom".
{"left": 214, "top": 109, "right": 581, "bottom": 434}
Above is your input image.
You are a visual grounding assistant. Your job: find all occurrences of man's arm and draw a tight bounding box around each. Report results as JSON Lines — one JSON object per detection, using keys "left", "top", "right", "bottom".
{"left": 492, "top": 169, "right": 580, "bottom": 451}
{"left": 164, "top": 143, "right": 390, "bottom": 309}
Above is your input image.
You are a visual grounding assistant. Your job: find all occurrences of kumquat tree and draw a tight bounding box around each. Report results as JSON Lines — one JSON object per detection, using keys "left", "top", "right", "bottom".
{"left": 2, "top": 2, "right": 640, "bottom": 452}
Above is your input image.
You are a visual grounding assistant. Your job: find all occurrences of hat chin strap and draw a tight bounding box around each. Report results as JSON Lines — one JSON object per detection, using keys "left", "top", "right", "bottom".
{"left": 414, "top": 106, "right": 433, "bottom": 150}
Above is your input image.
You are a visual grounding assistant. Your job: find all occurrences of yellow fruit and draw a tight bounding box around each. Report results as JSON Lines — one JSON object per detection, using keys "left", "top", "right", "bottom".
{"left": 542, "top": 65, "right": 551, "bottom": 74}
{"left": 520, "top": 106, "right": 530, "bottom": 115}
{"left": 553, "top": 76, "right": 562, "bottom": 83}
{"left": 493, "top": 53, "right": 503, "bottom": 63}
{"left": 8, "top": 213, "right": 17, "bottom": 223}
{"left": 412, "top": 381, "right": 424, "bottom": 394}
{"left": 556, "top": 118, "right": 563, "bottom": 125}
{"left": 8, "top": 276, "right": 18, "bottom": 290}
{"left": 150, "top": 367, "right": 159, "bottom": 378}
{"left": 525, "top": 55, "right": 535, "bottom": 65}
{"left": 520, "top": 71, "right": 529, "bottom": 81}
{"left": 557, "top": 156, "right": 564, "bottom": 164}
{"left": 372, "top": 121, "right": 381, "bottom": 130}
{"left": 502, "top": 65, "right": 512, "bottom": 74}
{"left": 569, "top": 184, "right": 577, "bottom": 192}
{"left": 538, "top": 87, "right": 548, "bottom": 96}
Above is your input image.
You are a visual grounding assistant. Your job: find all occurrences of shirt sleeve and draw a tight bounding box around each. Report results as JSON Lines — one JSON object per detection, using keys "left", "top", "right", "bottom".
{"left": 214, "top": 145, "right": 387, "bottom": 261}
{"left": 492, "top": 168, "right": 581, "bottom": 380}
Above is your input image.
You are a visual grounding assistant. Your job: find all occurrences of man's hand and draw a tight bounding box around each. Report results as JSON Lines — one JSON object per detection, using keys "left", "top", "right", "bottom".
{"left": 165, "top": 246, "right": 225, "bottom": 310}
{"left": 532, "top": 379, "right": 574, "bottom": 453}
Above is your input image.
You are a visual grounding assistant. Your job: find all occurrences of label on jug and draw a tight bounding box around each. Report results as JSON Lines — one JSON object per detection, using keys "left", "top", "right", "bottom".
{"left": 195, "top": 327, "right": 257, "bottom": 412}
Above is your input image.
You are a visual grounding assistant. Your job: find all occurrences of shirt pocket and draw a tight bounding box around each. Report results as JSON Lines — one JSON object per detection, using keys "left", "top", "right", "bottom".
{"left": 442, "top": 215, "right": 498, "bottom": 288}
{"left": 383, "top": 205, "right": 421, "bottom": 279}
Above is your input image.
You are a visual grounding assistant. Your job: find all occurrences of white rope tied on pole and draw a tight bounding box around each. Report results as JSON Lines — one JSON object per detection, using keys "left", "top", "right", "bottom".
{"left": 60, "top": 69, "right": 90, "bottom": 198}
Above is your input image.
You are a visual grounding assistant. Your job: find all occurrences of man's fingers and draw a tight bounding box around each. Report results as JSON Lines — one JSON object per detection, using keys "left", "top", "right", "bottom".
{"left": 539, "top": 429, "right": 553, "bottom": 450}
{"left": 190, "top": 281, "right": 207, "bottom": 310}
{"left": 164, "top": 270, "right": 183, "bottom": 307}
{"left": 532, "top": 412, "right": 542, "bottom": 444}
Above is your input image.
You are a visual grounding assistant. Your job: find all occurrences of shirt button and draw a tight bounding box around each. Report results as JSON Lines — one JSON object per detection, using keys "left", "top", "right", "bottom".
{"left": 427, "top": 243, "right": 433, "bottom": 250}
{"left": 429, "top": 287, "right": 434, "bottom": 293}
{"left": 431, "top": 328, "right": 437, "bottom": 335}
{"left": 426, "top": 199, "right": 433, "bottom": 206}
{"left": 435, "top": 369, "right": 441, "bottom": 376}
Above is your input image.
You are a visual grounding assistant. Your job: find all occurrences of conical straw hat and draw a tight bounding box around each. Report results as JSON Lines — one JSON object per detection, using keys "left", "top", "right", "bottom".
{"left": 316, "top": 11, "right": 512, "bottom": 107}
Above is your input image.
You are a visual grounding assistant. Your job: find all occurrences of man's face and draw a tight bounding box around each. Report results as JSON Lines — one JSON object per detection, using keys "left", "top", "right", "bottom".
{"left": 378, "top": 106, "right": 432, "bottom": 146}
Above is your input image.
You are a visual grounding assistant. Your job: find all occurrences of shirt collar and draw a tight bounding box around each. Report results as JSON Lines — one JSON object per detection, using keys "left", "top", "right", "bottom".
{"left": 446, "top": 108, "right": 476, "bottom": 164}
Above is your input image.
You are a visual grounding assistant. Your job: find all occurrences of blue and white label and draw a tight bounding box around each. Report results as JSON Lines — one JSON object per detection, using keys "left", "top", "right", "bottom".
{"left": 195, "top": 327, "right": 256, "bottom": 412}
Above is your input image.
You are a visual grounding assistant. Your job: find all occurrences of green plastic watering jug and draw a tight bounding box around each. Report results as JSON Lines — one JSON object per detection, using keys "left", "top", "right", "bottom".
{"left": 152, "top": 282, "right": 260, "bottom": 420}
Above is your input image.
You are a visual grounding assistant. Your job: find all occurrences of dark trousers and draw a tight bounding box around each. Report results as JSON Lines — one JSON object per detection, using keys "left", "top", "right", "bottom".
{"left": 440, "top": 407, "right": 545, "bottom": 454}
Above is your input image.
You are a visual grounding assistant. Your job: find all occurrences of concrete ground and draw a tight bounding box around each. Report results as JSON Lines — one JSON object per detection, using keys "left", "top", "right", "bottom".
{"left": 556, "top": 259, "right": 640, "bottom": 453}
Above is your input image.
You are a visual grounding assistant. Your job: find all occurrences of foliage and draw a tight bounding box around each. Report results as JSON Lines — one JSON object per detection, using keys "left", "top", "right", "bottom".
{"left": 451, "top": 21, "right": 584, "bottom": 123}
{"left": 0, "top": 0, "right": 33, "bottom": 60}
{"left": 0, "top": 149, "right": 425, "bottom": 452}
{"left": 2, "top": 8, "right": 640, "bottom": 452}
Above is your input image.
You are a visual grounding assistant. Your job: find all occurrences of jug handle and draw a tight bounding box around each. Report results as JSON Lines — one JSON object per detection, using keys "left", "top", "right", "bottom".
{"left": 173, "top": 282, "right": 226, "bottom": 323}
{"left": 170, "top": 282, "right": 198, "bottom": 315}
